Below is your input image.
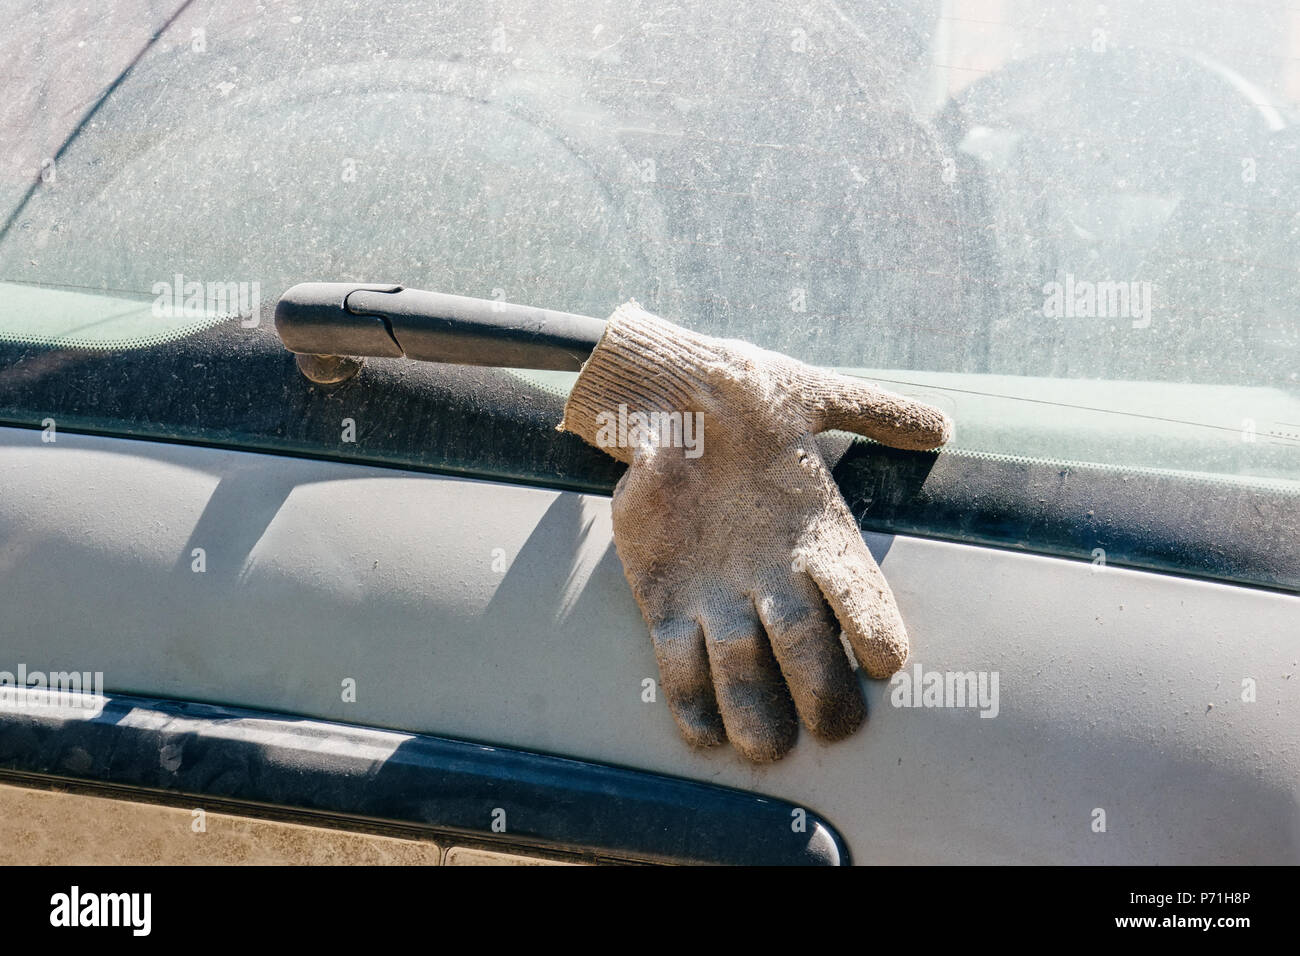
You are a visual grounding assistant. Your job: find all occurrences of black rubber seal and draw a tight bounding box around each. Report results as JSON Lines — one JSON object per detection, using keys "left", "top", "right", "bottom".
{"left": 0, "top": 319, "right": 1295, "bottom": 593}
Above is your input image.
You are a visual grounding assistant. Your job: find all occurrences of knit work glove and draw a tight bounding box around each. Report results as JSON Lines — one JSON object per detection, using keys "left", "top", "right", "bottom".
{"left": 560, "top": 302, "right": 953, "bottom": 762}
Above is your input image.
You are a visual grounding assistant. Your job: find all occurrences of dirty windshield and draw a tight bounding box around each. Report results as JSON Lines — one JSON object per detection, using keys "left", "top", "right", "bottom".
{"left": 0, "top": 0, "right": 1297, "bottom": 481}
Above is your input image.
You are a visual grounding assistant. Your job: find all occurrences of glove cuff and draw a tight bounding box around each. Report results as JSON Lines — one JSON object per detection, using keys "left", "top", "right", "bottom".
{"left": 559, "top": 301, "right": 718, "bottom": 460}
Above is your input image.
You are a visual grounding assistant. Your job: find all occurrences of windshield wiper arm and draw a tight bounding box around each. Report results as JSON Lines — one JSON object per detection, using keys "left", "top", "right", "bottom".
{"left": 275, "top": 282, "right": 604, "bottom": 383}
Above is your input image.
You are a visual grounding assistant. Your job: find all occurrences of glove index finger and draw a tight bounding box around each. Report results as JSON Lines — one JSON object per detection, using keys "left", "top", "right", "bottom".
{"left": 804, "top": 523, "right": 911, "bottom": 680}
{"left": 802, "top": 368, "right": 953, "bottom": 451}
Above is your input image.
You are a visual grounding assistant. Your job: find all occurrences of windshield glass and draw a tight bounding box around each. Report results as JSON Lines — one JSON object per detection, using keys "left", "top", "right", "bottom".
{"left": 1, "top": 0, "right": 1297, "bottom": 484}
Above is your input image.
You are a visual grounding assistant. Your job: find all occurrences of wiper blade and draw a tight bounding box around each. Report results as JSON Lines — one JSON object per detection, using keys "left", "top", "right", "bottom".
{"left": 274, "top": 283, "right": 604, "bottom": 382}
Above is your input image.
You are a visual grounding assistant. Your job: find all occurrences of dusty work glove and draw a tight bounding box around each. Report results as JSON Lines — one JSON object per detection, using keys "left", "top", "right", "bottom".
{"left": 560, "top": 302, "right": 953, "bottom": 762}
